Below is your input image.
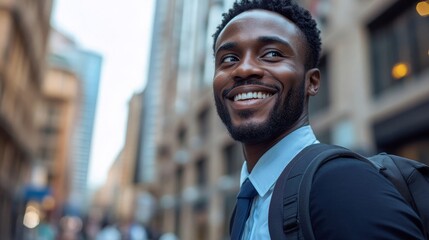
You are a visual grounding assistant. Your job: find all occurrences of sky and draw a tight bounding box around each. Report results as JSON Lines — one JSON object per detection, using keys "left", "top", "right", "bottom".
{"left": 51, "top": 0, "right": 155, "bottom": 188}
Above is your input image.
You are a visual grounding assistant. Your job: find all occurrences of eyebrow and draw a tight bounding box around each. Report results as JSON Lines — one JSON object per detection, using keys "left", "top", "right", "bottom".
{"left": 258, "top": 36, "right": 293, "bottom": 49}
{"left": 259, "top": 35, "right": 296, "bottom": 57}
{"left": 215, "top": 36, "right": 294, "bottom": 57}
{"left": 215, "top": 42, "right": 237, "bottom": 57}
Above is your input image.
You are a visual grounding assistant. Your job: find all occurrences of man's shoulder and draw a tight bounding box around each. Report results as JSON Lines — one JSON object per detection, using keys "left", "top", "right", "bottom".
{"left": 315, "top": 156, "right": 376, "bottom": 174}
{"left": 309, "top": 156, "right": 425, "bottom": 239}
{"left": 312, "top": 156, "right": 390, "bottom": 190}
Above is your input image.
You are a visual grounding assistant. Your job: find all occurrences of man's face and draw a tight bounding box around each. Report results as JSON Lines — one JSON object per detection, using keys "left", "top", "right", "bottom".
{"left": 213, "top": 10, "right": 310, "bottom": 144}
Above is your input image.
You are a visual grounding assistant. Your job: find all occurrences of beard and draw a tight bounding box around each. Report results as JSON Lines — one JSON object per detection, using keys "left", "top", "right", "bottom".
{"left": 214, "top": 80, "right": 305, "bottom": 144}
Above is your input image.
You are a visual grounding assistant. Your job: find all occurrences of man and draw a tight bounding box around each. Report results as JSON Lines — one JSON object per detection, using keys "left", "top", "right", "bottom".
{"left": 212, "top": 0, "right": 425, "bottom": 239}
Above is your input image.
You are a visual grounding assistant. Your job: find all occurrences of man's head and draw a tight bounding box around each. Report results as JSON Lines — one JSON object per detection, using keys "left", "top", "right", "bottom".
{"left": 212, "top": 0, "right": 321, "bottom": 145}
{"left": 213, "top": 0, "right": 321, "bottom": 70}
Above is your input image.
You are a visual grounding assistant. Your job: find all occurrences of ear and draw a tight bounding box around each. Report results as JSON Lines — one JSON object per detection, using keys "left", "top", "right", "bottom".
{"left": 305, "top": 68, "right": 320, "bottom": 96}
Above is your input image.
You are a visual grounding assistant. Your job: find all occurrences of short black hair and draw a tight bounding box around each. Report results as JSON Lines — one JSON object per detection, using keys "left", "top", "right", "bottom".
{"left": 212, "top": 0, "right": 321, "bottom": 69}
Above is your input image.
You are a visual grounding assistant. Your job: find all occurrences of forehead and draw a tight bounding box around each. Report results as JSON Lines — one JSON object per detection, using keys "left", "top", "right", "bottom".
{"left": 215, "top": 9, "right": 305, "bottom": 52}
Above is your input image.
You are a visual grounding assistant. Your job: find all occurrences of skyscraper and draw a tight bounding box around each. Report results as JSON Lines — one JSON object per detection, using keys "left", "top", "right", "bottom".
{"left": 68, "top": 50, "right": 102, "bottom": 214}
{"left": 49, "top": 30, "right": 103, "bottom": 214}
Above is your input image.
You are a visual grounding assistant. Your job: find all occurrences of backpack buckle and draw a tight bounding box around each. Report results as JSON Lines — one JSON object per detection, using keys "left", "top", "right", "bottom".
{"left": 283, "top": 215, "right": 299, "bottom": 233}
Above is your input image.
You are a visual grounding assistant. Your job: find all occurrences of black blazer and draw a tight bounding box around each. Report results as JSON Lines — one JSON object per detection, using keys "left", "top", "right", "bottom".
{"left": 310, "top": 158, "right": 426, "bottom": 239}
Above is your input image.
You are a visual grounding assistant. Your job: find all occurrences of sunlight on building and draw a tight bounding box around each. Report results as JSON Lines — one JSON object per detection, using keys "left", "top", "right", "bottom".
{"left": 416, "top": 1, "right": 429, "bottom": 16}
{"left": 392, "top": 62, "right": 409, "bottom": 79}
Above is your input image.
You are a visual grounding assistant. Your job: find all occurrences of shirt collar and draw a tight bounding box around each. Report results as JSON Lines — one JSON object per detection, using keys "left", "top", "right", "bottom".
{"left": 240, "top": 125, "right": 318, "bottom": 197}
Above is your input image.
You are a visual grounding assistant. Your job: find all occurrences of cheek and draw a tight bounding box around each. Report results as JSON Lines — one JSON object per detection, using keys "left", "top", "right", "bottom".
{"left": 212, "top": 77, "right": 221, "bottom": 95}
{"left": 272, "top": 67, "right": 303, "bottom": 88}
{"left": 213, "top": 72, "right": 229, "bottom": 95}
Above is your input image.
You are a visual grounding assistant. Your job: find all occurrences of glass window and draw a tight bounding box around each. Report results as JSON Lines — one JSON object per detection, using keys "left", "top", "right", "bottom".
{"left": 393, "top": 140, "right": 429, "bottom": 165}
{"left": 196, "top": 157, "right": 207, "bottom": 186}
{"left": 223, "top": 192, "right": 236, "bottom": 240}
{"left": 198, "top": 108, "right": 210, "bottom": 140}
{"left": 175, "top": 166, "right": 184, "bottom": 196}
{"left": 369, "top": 0, "right": 429, "bottom": 97}
{"left": 46, "top": 104, "right": 61, "bottom": 125}
{"left": 174, "top": 166, "right": 184, "bottom": 236}
{"left": 194, "top": 157, "right": 209, "bottom": 213}
{"left": 223, "top": 143, "right": 244, "bottom": 176}
{"left": 177, "top": 127, "right": 187, "bottom": 147}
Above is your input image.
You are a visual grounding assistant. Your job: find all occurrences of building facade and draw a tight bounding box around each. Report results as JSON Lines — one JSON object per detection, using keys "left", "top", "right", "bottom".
{"left": 136, "top": 0, "right": 178, "bottom": 185}
{"left": 92, "top": 91, "right": 161, "bottom": 238}
{"left": 48, "top": 29, "right": 103, "bottom": 216}
{"left": 137, "top": 1, "right": 240, "bottom": 239}
{"left": 0, "top": 0, "right": 53, "bottom": 238}
{"left": 37, "top": 51, "right": 81, "bottom": 224}
{"left": 305, "top": 0, "right": 429, "bottom": 161}
{"left": 66, "top": 49, "right": 102, "bottom": 214}
{"left": 135, "top": 0, "right": 429, "bottom": 239}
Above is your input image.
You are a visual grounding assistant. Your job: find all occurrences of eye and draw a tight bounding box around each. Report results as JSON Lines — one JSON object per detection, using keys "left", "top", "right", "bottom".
{"left": 262, "top": 50, "right": 283, "bottom": 58}
{"left": 220, "top": 55, "right": 238, "bottom": 63}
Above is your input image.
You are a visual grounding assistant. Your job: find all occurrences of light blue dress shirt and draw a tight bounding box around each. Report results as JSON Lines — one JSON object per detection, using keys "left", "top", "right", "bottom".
{"left": 239, "top": 125, "right": 318, "bottom": 240}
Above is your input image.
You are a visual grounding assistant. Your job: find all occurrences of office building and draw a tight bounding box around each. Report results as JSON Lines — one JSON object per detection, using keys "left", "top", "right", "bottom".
{"left": 48, "top": 30, "right": 103, "bottom": 215}
{"left": 0, "top": 0, "right": 53, "bottom": 238}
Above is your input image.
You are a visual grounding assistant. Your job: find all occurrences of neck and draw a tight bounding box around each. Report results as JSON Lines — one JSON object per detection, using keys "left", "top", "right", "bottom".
{"left": 242, "top": 118, "right": 309, "bottom": 173}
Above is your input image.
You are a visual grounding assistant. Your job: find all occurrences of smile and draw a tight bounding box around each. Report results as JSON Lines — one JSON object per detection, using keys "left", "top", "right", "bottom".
{"left": 233, "top": 92, "right": 273, "bottom": 102}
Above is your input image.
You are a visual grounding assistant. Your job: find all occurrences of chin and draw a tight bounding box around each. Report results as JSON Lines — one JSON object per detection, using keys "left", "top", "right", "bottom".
{"left": 227, "top": 121, "right": 277, "bottom": 144}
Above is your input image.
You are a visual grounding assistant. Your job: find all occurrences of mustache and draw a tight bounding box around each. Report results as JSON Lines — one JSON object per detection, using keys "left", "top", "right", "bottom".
{"left": 222, "top": 79, "right": 279, "bottom": 98}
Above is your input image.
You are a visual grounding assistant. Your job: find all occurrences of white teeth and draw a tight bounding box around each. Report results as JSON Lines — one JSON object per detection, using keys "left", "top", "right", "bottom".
{"left": 233, "top": 92, "right": 272, "bottom": 101}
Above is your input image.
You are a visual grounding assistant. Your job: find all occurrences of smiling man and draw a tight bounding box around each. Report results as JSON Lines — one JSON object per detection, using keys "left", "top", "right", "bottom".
{"left": 212, "top": 0, "right": 426, "bottom": 240}
{"left": 213, "top": 3, "right": 319, "bottom": 172}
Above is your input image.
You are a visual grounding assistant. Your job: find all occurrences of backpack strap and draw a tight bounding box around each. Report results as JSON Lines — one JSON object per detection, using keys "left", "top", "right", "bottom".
{"left": 376, "top": 154, "right": 429, "bottom": 238}
{"left": 269, "top": 143, "right": 429, "bottom": 239}
{"left": 404, "top": 161, "right": 429, "bottom": 238}
{"left": 269, "top": 143, "right": 369, "bottom": 240}
{"left": 369, "top": 154, "right": 414, "bottom": 208}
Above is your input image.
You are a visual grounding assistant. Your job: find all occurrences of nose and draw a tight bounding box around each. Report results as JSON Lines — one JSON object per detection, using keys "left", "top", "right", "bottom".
{"left": 232, "top": 54, "right": 264, "bottom": 81}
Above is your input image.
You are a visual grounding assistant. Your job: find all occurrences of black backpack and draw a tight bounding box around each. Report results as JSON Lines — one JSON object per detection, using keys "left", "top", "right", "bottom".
{"left": 268, "top": 143, "right": 429, "bottom": 240}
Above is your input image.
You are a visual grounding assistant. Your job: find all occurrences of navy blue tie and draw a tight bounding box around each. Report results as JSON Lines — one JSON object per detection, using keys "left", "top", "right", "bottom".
{"left": 231, "top": 178, "right": 258, "bottom": 240}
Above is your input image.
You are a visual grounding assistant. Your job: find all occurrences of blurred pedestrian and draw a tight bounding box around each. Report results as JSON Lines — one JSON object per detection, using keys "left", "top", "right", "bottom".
{"left": 159, "top": 232, "right": 178, "bottom": 240}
